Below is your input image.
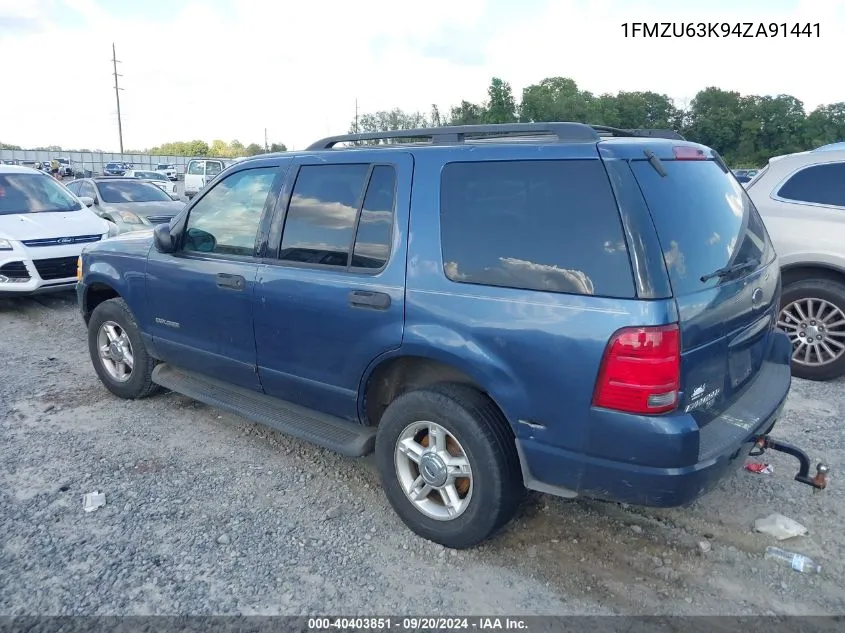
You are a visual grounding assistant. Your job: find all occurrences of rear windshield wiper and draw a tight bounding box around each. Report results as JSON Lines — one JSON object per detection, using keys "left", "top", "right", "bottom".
{"left": 700, "top": 258, "right": 759, "bottom": 283}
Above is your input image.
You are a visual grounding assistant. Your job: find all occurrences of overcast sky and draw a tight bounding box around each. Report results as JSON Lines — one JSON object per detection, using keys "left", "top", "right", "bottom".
{"left": 1, "top": 0, "right": 842, "bottom": 152}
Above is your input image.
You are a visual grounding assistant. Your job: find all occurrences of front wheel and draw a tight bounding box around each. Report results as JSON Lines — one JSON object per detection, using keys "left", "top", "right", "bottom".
{"left": 375, "top": 383, "right": 524, "bottom": 549}
{"left": 88, "top": 298, "right": 160, "bottom": 399}
{"left": 778, "top": 278, "right": 845, "bottom": 381}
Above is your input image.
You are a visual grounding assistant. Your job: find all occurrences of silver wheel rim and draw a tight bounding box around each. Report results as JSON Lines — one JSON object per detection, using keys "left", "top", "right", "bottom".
{"left": 778, "top": 298, "right": 845, "bottom": 367}
{"left": 97, "top": 320, "right": 135, "bottom": 382}
{"left": 394, "top": 421, "right": 473, "bottom": 521}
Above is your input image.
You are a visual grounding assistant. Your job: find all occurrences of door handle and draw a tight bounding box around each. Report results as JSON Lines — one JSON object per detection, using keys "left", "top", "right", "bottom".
{"left": 348, "top": 290, "right": 391, "bottom": 310}
{"left": 216, "top": 273, "right": 246, "bottom": 291}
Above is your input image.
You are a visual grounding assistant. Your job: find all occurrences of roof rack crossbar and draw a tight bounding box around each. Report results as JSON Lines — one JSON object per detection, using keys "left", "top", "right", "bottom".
{"left": 307, "top": 123, "right": 601, "bottom": 150}
{"left": 307, "top": 123, "right": 686, "bottom": 150}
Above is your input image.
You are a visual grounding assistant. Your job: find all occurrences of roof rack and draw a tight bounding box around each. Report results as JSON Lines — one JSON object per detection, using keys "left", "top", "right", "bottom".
{"left": 306, "top": 123, "right": 685, "bottom": 150}
{"left": 592, "top": 126, "right": 686, "bottom": 141}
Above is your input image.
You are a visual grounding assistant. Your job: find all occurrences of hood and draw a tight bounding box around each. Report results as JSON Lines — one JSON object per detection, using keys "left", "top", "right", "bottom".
{"left": 101, "top": 200, "right": 184, "bottom": 218}
{"left": 0, "top": 209, "right": 108, "bottom": 241}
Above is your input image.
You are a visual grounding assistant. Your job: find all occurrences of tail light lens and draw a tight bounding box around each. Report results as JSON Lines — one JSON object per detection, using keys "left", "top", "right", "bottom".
{"left": 592, "top": 324, "right": 680, "bottom": 415}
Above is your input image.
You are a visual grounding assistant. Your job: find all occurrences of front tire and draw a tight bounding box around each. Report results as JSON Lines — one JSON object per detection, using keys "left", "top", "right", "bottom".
{"left": 375, "top": 383, "right": 524, "bottom": 549}
{"left": 88, "top": 298, "right": 160, "bottom": 399}
{"left": 778, "top": 278, "right": 845, "bottom": 381}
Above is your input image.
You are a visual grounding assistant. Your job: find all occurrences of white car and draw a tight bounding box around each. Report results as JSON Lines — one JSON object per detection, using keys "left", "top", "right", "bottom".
{"left": 123, "top": 169, "right": 179, "bottom": 197}
{"left": 745, "top": 144, "right": 845, "bottom": 380}
{"left": 155, "top": 163, "right": 178, "bottom": 180}
{"left": 0, "top": 165, "right": 113, "bottom": 297}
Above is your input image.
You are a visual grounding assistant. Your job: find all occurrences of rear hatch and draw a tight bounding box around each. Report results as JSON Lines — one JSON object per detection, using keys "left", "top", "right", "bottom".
{"left": 630, "top": 149, "right": 779, "bottom": 423}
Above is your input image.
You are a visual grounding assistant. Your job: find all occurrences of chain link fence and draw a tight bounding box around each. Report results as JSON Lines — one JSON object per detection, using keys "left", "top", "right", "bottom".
{"left": 0, "top": 149, "right": 194, "bottom": 178}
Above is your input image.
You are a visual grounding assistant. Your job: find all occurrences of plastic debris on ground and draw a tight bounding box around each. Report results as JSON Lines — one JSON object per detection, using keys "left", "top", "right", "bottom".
{"left": 83, "top": 491, "right": 106, "bottom": 513}
{"left": 754, "top": 513, "right": 808, "bottom": 540}
{"left": 765, "top": 546, "right": 821, "bottom": 574}
{"left": 745, "top": 461, "right": 773, "bottom": 474}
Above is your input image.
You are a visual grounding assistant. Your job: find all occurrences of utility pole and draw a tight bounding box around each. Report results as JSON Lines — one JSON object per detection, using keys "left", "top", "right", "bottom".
{"left": 264, "top": 128, "right": 268, "bottom": 152}
{"left": 112, "top": 43, "right": 124, "bottom": 153}
{"left": 354, "top": 98, "right": 359, "bottom": 133}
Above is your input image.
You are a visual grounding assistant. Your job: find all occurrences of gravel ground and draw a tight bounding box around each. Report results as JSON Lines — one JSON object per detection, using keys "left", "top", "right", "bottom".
{"left": 1, "top": 292, "right": 844, "bottom": 616}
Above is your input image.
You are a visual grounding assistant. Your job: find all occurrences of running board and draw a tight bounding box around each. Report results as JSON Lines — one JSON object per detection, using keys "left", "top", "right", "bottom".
{"left": 151, "top": 364, "right": 376, "bottom": 457}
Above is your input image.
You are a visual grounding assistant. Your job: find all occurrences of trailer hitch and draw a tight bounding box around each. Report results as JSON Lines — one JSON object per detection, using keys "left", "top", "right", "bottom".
{"left": 750, "top": 435, "right": 830, "bottom": 492}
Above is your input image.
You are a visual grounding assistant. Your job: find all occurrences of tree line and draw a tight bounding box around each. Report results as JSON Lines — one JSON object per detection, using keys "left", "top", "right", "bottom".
{"left": 348, "top": 77, "right": 845, "bottom": 168}
{"left": 0, "top": 139, "right": 287, "bottom": 158}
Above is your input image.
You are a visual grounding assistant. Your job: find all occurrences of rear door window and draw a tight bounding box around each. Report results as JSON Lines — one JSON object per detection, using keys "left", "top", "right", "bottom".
{"left": 439, "top": 159, "right": 634, "bottom": 298}
{"left": 776, "top": 162, "right": 845, "bottom": 207}
{"left": 631, "top": 159, "right": 774, "bottom": 296}
{"left": 187, "top": 161, "right": 204, "bottom": 175}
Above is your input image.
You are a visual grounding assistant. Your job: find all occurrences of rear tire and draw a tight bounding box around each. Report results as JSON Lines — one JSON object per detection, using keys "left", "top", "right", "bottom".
{"left": 88, "top": 298, "right": 161, "bottom": 399}
{"left": 375, "top": 383, "right": 524, "bottom": 549}
{"left": 778, "top": 278, "right": 845, "bottom": 381}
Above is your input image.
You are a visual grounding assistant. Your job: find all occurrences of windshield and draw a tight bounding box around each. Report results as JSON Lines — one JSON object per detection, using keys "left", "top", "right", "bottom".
{"left": 97, "top": 180, "right": 173, "bottom": 203}
{"left": 0, "top": 173, "right": 82, "bottom": 215}
{"left": 631, "top": 158, "right": 774, "bottom": 295}
{"left": 142, "top": 172, "right": 167, "bottom": 181}
{"left": 156, "top": 164, "right": 172, "bottom": 170}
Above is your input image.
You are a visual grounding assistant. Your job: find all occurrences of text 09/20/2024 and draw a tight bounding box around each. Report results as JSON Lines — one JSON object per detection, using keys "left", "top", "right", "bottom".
{"left": 621, "top": 22, "right": 820, "bottom": 38}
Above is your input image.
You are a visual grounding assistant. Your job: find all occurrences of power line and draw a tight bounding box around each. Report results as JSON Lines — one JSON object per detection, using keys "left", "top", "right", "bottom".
{"left": 112, "top": 43, "right": 124, "bottom": 153}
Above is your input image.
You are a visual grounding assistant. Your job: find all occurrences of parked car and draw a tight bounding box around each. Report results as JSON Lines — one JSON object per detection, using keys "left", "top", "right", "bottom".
{"left": 65, "top": 177, "right": 184, "bottom": 235}
{"left": 53, "top": 158, "right": 74, "bottom": 178}
{"left": 103, "top": 162, "right": 127, "bottom": 176}
{"left": 123, "top": 169, "right": 179, "bottom": 197}
{"left": 0, "top": 164, "right": 112, "bottom": 296}
{"left": 745, "top": 145, "right": 845, "bottom": 381}
{"left": 155, "top": 163, "right": 178, "bottom": 181}
{"left": 77, "top": 122, "right": 824, "bottom": 549}
{"left": 183, "top": 158, "right": 227, "bottom": 199}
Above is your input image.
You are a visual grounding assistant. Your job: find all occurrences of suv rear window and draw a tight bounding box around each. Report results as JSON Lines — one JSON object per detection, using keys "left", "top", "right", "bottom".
{"left": 439, "top": 160, "right": 634, "bottom": 298}
{"left": 631, "top": 158, "right": 774, "bottom": 296}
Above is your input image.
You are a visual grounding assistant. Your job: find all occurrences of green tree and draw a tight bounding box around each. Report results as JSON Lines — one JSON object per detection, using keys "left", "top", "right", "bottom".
{"left": 449, "top": 100, "right": 486, "bottom": 125}
{"left": 485, "top": 77, "right": 517, "bottom": 124}
{"left": 804, "top": 102, "right": 845, "bottom": 148}
{"left": 269, "top": 142, "right": 287, "bottom": 152}
{"left": 245, "top": 143, "right": 264, "bottom": 156}
{"left": 519, "top": 77, "right": 596, "bottom": 123}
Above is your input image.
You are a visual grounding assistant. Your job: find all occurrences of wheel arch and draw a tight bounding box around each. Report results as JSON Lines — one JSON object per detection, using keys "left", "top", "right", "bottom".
{"left": 358, "top": 349, "right": 522, "bottom": 432}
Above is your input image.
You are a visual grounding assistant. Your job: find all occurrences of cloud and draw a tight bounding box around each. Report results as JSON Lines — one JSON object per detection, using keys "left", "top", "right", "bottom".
{"left": 445, "top": 257, "right": 596, "bottom": 295}
{"left": 1, "top": 0, "right": 844, "bottom": 152}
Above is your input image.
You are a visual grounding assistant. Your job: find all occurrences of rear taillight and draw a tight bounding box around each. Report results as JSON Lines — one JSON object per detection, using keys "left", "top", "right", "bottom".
{"left": 592, "top": 324, "right": 680, "bottom": 415}
{"left": 672, "top": 146, "right": 707, "bottom": 160}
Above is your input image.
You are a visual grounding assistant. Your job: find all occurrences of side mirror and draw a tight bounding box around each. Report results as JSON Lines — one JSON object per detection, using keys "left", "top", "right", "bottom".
{"left": 153, "top": 223, "right": 177, "bottom": 253}
{"left": 184, "top": 227, "right": 216, "bottom": 253}
{"left": 169, "top": 193, "right": 180, "bottom": 201}
{"left": 79, "top": 196, "right": 95, "bottom": 207}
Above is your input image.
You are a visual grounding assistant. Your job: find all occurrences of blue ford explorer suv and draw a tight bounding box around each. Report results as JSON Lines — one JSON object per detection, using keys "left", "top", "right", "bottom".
{"left": 76, "top": 123, "right": 828, "bottom": 549}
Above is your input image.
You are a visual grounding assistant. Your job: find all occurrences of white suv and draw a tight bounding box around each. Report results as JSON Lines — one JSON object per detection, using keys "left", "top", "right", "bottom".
{"left": 746, "top": 144, "right": 845, "bottom": 381}
{"left": 0, "top": 165, "right": 113, "bottom": 297}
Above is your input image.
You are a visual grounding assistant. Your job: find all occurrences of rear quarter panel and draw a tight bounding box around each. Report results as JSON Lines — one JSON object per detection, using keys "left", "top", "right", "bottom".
{"left": 402, "top": 146, "right": 677, "bottom": 454}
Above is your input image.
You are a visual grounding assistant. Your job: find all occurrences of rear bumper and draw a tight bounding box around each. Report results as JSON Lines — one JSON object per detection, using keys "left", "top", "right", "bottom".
{"left": 518, "top": 332, "right": 793, "bottom": 507}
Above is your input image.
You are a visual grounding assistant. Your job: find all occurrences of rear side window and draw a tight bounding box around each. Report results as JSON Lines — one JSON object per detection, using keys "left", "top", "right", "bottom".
{"left": 280, "top": 163, "right": 397, "bottom": 270}
{"left": 631, "top": 159, "right": 774, "bottom": 296}
{"left": 439, "top": 160, "right": 634, "bottom": 298}
{"left": 776, "top": 163, "right": 845, "bottom": 207}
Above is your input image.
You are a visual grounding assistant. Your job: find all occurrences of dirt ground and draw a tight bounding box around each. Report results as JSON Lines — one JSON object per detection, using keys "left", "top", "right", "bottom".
{"left": 1, "top": 292, "right": 844, "bottom": 616}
